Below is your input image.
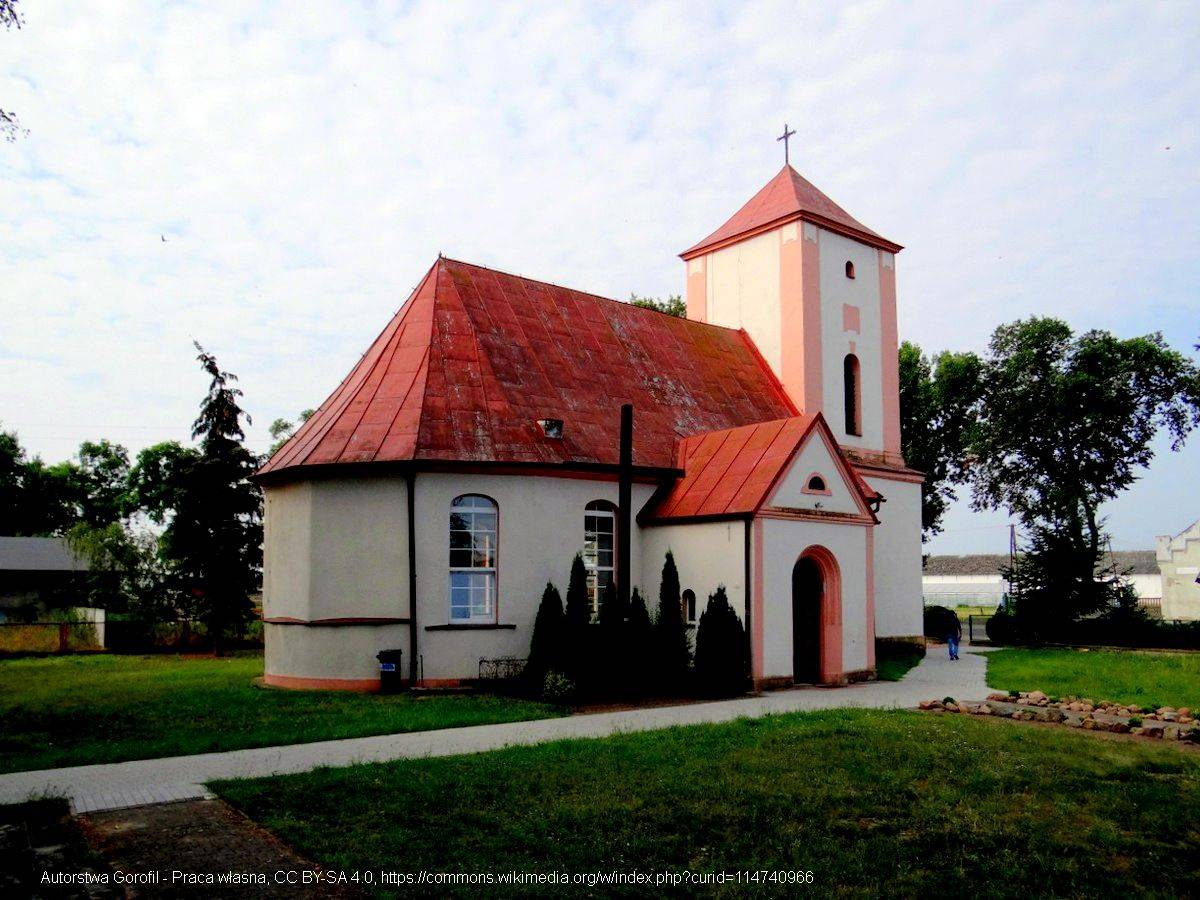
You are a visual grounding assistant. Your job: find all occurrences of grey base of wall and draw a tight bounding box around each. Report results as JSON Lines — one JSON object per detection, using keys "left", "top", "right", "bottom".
{"left": 755, "top": 669, "right": 877, "bottom": 691}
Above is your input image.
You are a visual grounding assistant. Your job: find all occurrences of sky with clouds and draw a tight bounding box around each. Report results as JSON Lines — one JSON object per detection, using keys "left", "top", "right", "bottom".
{"left": 2, "top": 1, "right": 1197, "bottom": 555}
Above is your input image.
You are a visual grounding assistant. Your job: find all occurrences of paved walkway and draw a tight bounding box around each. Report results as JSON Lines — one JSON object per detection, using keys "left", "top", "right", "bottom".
{"left": 1, "top": 648, "right": 989, "bottom": 815}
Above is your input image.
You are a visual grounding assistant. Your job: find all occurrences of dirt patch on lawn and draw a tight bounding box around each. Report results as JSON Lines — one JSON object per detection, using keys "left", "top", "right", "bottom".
{"left": 79, "top": 799, "right": 359, "bottom": 898}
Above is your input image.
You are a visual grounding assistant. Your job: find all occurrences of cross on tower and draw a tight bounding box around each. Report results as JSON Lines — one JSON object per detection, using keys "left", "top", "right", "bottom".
{"left": 777, "top": 123, "right": 796, "bottom": 165}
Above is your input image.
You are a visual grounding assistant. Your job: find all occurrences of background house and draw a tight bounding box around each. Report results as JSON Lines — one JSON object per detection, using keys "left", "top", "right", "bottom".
{"left": 1157, "top": 520, "right": 1200, "bottom": 621}
{"left": 0, "top": 536, "right": 91, "bottom": 619}
{"left": 922, "top": 551, "right": 1164, "bottom": 616}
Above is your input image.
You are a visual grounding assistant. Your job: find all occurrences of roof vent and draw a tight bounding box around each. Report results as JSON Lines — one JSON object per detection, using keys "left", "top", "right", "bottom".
{"left": 538, "top": 418, "right": 564, "bottom": 439}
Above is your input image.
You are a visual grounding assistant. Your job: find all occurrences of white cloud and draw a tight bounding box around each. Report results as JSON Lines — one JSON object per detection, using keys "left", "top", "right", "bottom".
{"left": 1, "top": 0, "right": 1197, "bottom": 551}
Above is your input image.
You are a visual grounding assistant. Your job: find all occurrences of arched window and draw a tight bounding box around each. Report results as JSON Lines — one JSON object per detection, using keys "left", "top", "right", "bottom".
{"left": 449, "top": 494, "right": 497, "bottom": 622}
{"left": 806, "top": 474, "right": 827, "bottom": 493}
{"left": 844, "top": 354, "right": 862, "bottom": 436}
{"left": 583, "top": 500, "right": 617, "bottom": 616}
{"left": 845, "top": 260, "right": 856, "bottom": 279}
{"left": 682, "top": 589, "right": 697, "bottom": 624}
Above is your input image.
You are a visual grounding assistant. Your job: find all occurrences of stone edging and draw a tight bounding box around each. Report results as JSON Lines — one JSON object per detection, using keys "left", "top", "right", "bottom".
{"left": 917, "top": 690, "right": 1198, "bottom": 742}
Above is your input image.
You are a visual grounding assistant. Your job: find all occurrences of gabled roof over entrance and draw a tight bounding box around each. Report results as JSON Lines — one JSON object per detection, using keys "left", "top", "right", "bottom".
{"left": 681, "top": 165, "right": 901, "bottom": 258}
{"left": 259, "top": 258, "right": 797, "bottom": 479}
{"left": 639, "top": 414, "right": 879, "bottom": 524}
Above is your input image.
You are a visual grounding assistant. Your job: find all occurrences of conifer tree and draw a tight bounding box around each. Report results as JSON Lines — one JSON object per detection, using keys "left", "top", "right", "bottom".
{"left": 163, "top": 344, "right": 263, "bottom": 653}
{"left": 562, "top": 553, "right": 592, "bottom": 684}
{"left": 694, "top": 585, "right": 750, "bottom": 697}
{"left": 526, "top": 582, "right": 565, "bottom": 687}
{"left": 653, "top": 551, "right": 691, "bottom": 689}
{"left": 564, "top": 553, "right": 591, "bottom": 631}
{"left": 626, "top": 587, "right": 654, "bottom": 696}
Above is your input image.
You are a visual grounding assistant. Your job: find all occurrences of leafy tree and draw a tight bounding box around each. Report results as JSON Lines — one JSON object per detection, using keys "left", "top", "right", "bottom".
{"left": 0, "top": 429, "right": 76, "bottom": 535}
{"left": 1, "top": 1, "right": 25, "bottom": 142}
{"left": 160, "top": 344, "right": 263, "bottom": 651}
{"left": 71, "top": 440, "right": 131, "bottom": 527}
{"left": 268, "top": 409, "right": 315, "bottom": 455}
{"left": 561, "top": 553, "right": 592, "bottom": 682}
{"left": 126, "top": 441, "right": 202, "bottom": 525}
{"left": 693, "top": 586, "right": 750, "bottom": 697}
{"left": 526, "top": 582, "right": 565, "bottom": 686}
{"left": 970, "top": 318, "right": 1200, "bottom": 627}
{"left": 629, "top": 293, "right": 686, "bottom": 318}
{"left": 653, "top": 551, "right": 691, "bottom": 687}
{"left": 1001, "top": 524, "right": 1140, "bottom": 642}
{"left": 66, "top": 522, "right": 176, "bottom": 621}
{"left": 898, "top": 341, "right": 983, "bottom": 540}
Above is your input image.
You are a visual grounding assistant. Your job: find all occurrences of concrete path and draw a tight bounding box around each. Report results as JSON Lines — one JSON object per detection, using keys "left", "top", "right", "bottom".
{"left": 1, "top": 649, "right": 988, "bottom": 815}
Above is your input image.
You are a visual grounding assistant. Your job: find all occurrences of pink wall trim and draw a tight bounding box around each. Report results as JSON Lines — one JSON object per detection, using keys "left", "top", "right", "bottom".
{"left": 878, "top": 251, "right": 901, "bottom": 458}
{"left": 686, "top": 257, "right": 707, "bottom": 322}
{"left": 779, "top": 228, "right": 805, "bottom": 407}
{"left": 263, "top": 673, "right": 380, "bottom": 692}
{"left": 842, "top": 303, "right": 861, "bottom": 334}
{"left": 800, "top": 545, "right": 843, "bottom": 684}
{"left": 801, "top": 234, "right": 823, "bottom": 413}
{"left": 865, "top": 525, "right": 876, "bottom": 670}
{"left": 752, "top": 516, "right": 765, "bottom": 679}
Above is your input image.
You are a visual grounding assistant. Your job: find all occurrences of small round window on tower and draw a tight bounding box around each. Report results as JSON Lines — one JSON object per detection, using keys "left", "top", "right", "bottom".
{"left": 845, "top": 260, "right": 856, "bottom": 279}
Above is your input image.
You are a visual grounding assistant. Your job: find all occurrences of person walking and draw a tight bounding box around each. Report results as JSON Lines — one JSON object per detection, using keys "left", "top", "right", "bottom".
{"left": 947, "top": 617, "right": 962, "bottom": 661}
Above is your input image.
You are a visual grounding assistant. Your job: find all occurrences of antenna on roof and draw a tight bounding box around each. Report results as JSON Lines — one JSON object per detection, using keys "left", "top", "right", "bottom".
{"left": 777, "top": 123, "right": 796, "bottom": 166}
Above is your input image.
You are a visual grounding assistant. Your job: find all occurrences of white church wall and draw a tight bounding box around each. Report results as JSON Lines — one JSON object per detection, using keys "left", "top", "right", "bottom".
{"left": 308, "top": 477, "right": 410, "bottom": 621}
{"left": 864, "top": 474, "right": 923, "bottom": 639}
{"left": 769, "top": 431, "right": 863, "bottom": 515}
{"left": 703, "top": 227, "right": 783, "bottom": 374}
{"left": 412, "top": 472, "right": 657, "bottom": 681}
{"left": 758, "top": 517, "right": 870, "bottom": 679}
{"left": 262, "top": 482, "right": 313, "bottom": 621}
{"left": 819, "top": 228, "right": 884, "bottom": 451}
{"left": 640, "top": 521, "right": 747, "bottom": 622}
{"left": 264, "top": 622, "right": 410, "bottom": 686}
{"left": 263, "top": 476, "right": 411, "bottom": 687}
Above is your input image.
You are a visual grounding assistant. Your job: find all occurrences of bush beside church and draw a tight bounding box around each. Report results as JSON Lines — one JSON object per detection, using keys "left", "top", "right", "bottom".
{"left": 524, "top": 550, "right": 751, "bottom": 702}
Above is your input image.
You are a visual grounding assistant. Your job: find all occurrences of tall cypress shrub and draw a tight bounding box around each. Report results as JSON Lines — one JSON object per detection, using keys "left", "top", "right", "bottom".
{"left": 526, "top": 582, "right": 565, "bottom": 688}
{"left": 563, "top": 553, "right": 592, "bottom": 685}
{"left": 627, "top": 587, "right": 654, "bottom": 696}
{"left": 653, "top": 551, "right": 691, "bottom": 690}
{"left": 694, "top": 585, "right": 750, "bottom": 697}
{"left": 596, "top": 580, "right": 627, "bottom": 696}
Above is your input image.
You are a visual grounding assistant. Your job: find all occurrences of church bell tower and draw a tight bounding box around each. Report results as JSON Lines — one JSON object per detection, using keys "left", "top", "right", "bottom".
{"left": 680, "top": 163, "right": 905, "bottom": 467}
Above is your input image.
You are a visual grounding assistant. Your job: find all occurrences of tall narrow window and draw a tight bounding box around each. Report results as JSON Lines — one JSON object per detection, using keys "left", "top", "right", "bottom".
{"left": 583, "top": 500, "right": 616, "bottom": 617}
{"left": 844, "top": 354, "right": 862, "bottom": 436}
{"left": 683, "top": 589, "right": 697, "bottom": 624}
{"left": 449, "top": 494, "right": 497, "bottom": 622}
{"left": 845, "top": 260, "right": 856, "bottom": 279}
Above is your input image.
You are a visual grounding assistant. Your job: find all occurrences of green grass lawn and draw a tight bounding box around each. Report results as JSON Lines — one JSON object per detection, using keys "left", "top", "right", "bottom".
{"left": 215, "top": 709, "right": 1200, "bottom": 897}
{"left": 986, "top": 647, "right": 1200, "bottom": 710}
{"left": 0, "top": 652, "right": 561, "bottom": 774}
{"left": 875, "top": 642, "right": 925, "bottom": 681}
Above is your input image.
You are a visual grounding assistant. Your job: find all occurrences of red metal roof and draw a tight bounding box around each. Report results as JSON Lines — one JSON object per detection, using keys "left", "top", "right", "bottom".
{"left": 681, "top": 165, "right": 900, "bottom": 258}
{"left": 641, "top": 414, "right": 879, "bottom": 522}
{"left": 260, "top": 258, "right": 798, "bottom": 477}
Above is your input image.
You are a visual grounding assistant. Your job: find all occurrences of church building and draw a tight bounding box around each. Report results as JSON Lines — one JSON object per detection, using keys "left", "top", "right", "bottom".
{"left": 257, "top": 163, "right": 924, "bottom": 690}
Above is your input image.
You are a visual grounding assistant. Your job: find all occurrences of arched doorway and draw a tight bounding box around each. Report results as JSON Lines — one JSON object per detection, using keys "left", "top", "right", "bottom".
{"left": 792, "top": 547, "right": 843, "bottom": 684}
{"left": 792, "top": 557, "right": 823, "bottom": 682}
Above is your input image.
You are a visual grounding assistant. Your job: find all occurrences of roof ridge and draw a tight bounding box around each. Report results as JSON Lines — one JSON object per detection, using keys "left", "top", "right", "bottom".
{"left": 436, "top": 254, "right": 750, "bottom": 336}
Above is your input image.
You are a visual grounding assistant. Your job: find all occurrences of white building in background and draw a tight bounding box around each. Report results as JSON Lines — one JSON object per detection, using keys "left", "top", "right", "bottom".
{"left": 257, "top": 163, "right": 925, "bottom": 690}
{"left": 922, "top": 552, "right": 1164, "bottom": 613}
{"left": 1157, "top": 520, "right": 1200, "bottom": 621}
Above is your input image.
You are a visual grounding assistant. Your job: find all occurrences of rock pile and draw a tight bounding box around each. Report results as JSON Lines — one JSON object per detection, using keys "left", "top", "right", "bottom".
{"left": 918, "top": 692, "right": 1199, "bottom": 742}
